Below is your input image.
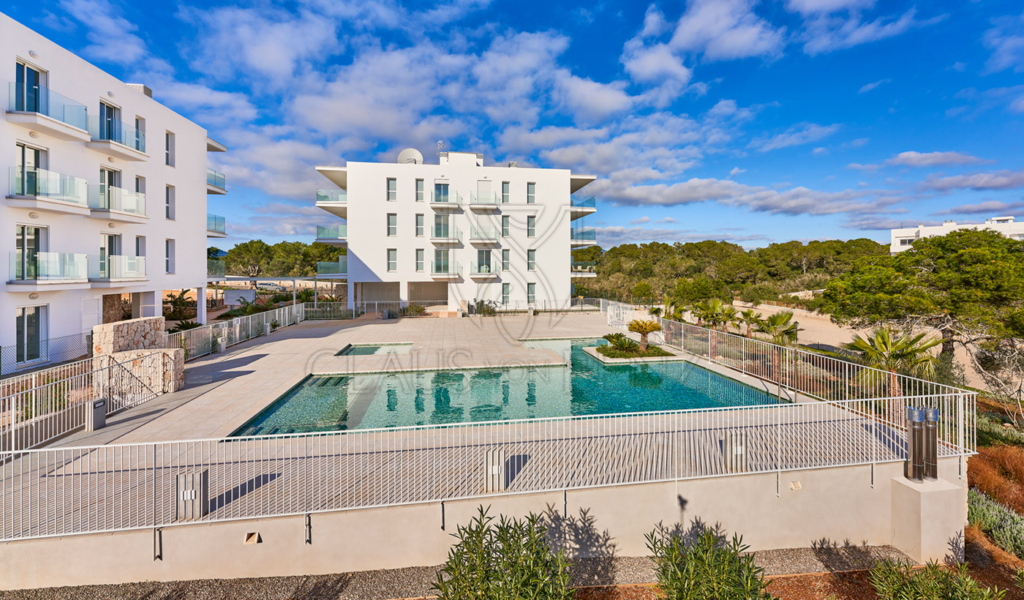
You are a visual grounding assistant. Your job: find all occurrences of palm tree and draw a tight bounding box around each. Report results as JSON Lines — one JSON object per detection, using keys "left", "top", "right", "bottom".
{"left": 628, "top": 319, "right": 662, "bottom": 351}
{"left": 719, "top": 305, "right": 739, "bottom": 333}
{"left": 692, "top": 298, "right": 726, "bottom": 329}
{"left": 739, "top": 309, "right": 761, "bottom": 338}
{"left": 649, "top": 306, "right": 663, "bottom": 318}
{"left": 756, "top": 312, "right": 802, "bottom": 385}
{"left": 845, "top": 329, "right": 941, "bottom": 397}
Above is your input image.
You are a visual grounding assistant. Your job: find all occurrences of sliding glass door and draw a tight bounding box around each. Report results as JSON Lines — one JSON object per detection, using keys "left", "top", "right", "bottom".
{"left": 14, "top": 225, "right": 41, "bottom": 280}
{"left": 15, "top": 306, "right": 45, "bottom": 364}
{"left": 14, "top": 62, "right": 41, "bottom": 113}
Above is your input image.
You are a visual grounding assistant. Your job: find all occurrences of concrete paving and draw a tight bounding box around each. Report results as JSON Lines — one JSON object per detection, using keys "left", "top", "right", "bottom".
{"left": 55, "top": 313, "right": 616, "bottom": 447}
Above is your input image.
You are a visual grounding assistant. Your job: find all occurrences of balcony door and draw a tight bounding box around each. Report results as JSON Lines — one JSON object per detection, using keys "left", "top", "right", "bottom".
{"left": 434, "top": 249, "right": 450, "bottom": 274}
{"left": 99, "top": 102, "right": 121, "bottom": 141}
{"left": 15, "top": 306, "right": 46, "bottom": 365}
{"left": 99, "top": 167, "right": 119, "bottom": 208}
{"left": 15, "top": 143, "right": 41, "bottom": 197}
{"left": 477, "top": 249, "right": 490, "bottom": 272}
{"left": 100, "top": 233, "right": 121, "bottom": 278}
{"left": 434, "top": 214, "right": 449, "bottom": 238}
{"left": 14, "top": 62, "right": 42, "bottom": 113}
{"left": 14, "top": 225, "right": 42, "bottom": 281}
{"left": 434, "top": 182, "right": 449, "bottom": 203}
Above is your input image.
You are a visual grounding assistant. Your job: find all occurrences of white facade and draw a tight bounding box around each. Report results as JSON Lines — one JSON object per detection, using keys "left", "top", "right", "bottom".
{"left": 315, "top": 151, "right": 596, "bottom": 310}
{"left": 1, "top": 12, "right": 224, "bottom": 371}
{"left": 889, "top": 216, "right": 1024, "bottom": 253}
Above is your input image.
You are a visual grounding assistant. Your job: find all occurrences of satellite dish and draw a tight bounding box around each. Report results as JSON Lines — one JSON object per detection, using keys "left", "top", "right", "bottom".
{"left": 397, "top": 148, "right": 424, "bottom": 164}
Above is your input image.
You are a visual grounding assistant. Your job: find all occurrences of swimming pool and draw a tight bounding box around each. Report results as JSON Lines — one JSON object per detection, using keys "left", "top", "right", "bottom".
{"left": 231, "top": 339, "right": 781, "bottom": 436}
{"left": 336, "top": 343, "right": 413, "bottom": 356}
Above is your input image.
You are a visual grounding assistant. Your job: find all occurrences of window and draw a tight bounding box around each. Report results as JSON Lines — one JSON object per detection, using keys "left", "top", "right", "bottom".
{"left": 387, "top": 213, "right": 397, "bottom": 236}
{"left": 416, "top": 179, "right": 424, "bottom": 202}
{"left": 134, "top": 117, "right": 145, "bottom": 152}
{"left": 527, "top": 283, "right": 536, "bottom": 304}
{"left": 502, "top": 216, "right": 510, "bottom": 237}
{"left": 527, "top": 216, "right": 536, "bottom": 237}
{"left": 434, "top": 182, "right": 449, "bottom": 203}
{"left": 165, "top": 239, "right": 175, "bottom": 274}
{"left": 99, "top": 167, "right": 119, "bottom": 210}
{"left": 526, "top": 182, "right": 536, "bottom": 204}
{"left": 135, "top": 236, "right": 146, "bottom": 258}
{"left": 14, "top": 62, "right": 44, "bottom": 113}
{"left": 14, "top": 142, "right": 42, "bottom": 197}
{"left": 527, "top": 250, "right": 536, "bottom": 271}
{"left": 98, "top": 102, "right": 120, "bottom": 142}
{"left": 478, "top": 249, "right": 491, "bottom": 273}
{"left": 15, "top": 305, "right": 46, "bottom": 364}
{"left": 387, "top": 178, "right": 397, "bottom": 201}
{"left": 416, "top": 249, "right": 424, "bottom": 272}
{"left": 415, "top": 214, "right": 424, "bottom": 236}
{"left": 900, "top": 239, "right": 913, "bottom": 246}
{"left": 387, "top": 249, "right": 397, "bottom": 271}
{"left": 502, "top": 249, "right": 510, "bottom": 271}
{"left": 501, "top": 181, "right": 510, "bottom": 204}
{"left": 135, "top": 176, "right": 145, "bottom": 195}
{"left": 14, "top": 225, "right": 43, "bottom": 281}
{"left": 434, "top": 214, "right": 450, "bottom": 238}
{"left": 434, "top": 249, "right": 450, "bottom": 274}
{"left": 165, "top": 185, "right": 175, "bottom": 220}
{"left": 502, "top": 283, "right": 510, "bottom": 305}
{"left": 165, "top": 132, "right": 175, "bottom": 166}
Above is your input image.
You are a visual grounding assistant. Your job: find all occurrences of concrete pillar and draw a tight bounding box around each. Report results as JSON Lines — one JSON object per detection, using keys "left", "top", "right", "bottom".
{"left": 196, "top": 286, "right": 208, "bottom": 325}
{"left": 400, "top": 281, "right": 410, "bottom": 305}
{"left": 139, "top": 290, "right": 162, "bottom": 318}
{"left": 347, "top": 279, "right": 355, "bottom": 308}
{"left": 890, "top": 477, "right": 964, "bottom": 563}
{"left": 131, "top": 293, "right": 144, "bottom": 319}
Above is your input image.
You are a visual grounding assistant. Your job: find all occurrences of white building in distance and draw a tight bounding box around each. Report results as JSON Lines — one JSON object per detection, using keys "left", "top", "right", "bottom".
{"left": 1, "top": 12, "right": 225, "bottom": 374}
{"left": 314, "top": 149, "right": 597, "bottom": 312}
{"left": 889, "top": 216, "right": 1024, "bottom": 253}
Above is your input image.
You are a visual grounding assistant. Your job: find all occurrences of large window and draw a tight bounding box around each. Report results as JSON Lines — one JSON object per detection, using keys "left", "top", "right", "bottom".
{"left": 501, "top": 181, "right": 510, "bottom": 204}
{"left": 14, "top": 143, "right": 42, "bottom": 197}
{"left": 13, "top": 225, "right": 42, "bottom": 281}
{"left": 415, "top": 214, "right": 424, "bottom": 237}
{"left": 14, "top": 62, "right": 43, "bottom": 113}
{"left": 98, "top": 102, "right": 120, "bottom": 142}
{"left": 387, "top": 213, "right": 397, "bottom": 236}
{"left": 434, "top": 249, "right": 450, "bottom": 273}
{"left": 526, "top": 182, "right": 536, "bottom": 204}
{"left": 434, "top": 214, "right": 449, "bottom": 238}
{"left": 387, "top": 178, "right": 397, "bottom": 201}
{"left": 502, "top": 216, "right": 510, "bottom": 237}
{"left": 502, "top": 283, "right": 510, "bottom": 305}
{"left": 387, "top": 249, "right": 397, "bottom": 272}
{"left": 527, "top": 283, "right": 536, "bottom": 304}
{"left": 15, "top": 305, "right": 46, "bottom": 364}
{"left": 527, "top": 216, "right": 536, "bottom": 238}
{"left": 416, "top": 249, "right": 424, "bottom": 272}
{"left": 478, "top": 249, "right": 491, "bottom": 272}
{"left": 527, "top": 250, "right": 536, "bottom": 271}
{"left": 99, "top": 167, "right": 120, "bottom": 210}
{"left": 416, "top": 179, "right": 424, "bottom": 202}
{"left": 502, "top": 249, "right": 510, "bottom": 271}
{"left": 434, "top": 182, "right": 449, "bottom": 203}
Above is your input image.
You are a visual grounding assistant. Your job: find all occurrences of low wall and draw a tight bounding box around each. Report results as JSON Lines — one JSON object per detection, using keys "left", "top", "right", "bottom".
{"left": 92, "top": 317, "right": 167, "bottom": 354}
{"left": 0, "top": 459, "right": 966, "bottom": 590}
{"left": 92, "top": 349, "right": 185, "bottom": 394}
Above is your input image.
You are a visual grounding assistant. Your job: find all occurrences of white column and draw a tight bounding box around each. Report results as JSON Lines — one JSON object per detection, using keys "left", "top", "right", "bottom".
{"left": 347, "top": 280, "right": 355, "bottom": 308}
{"left": 139, "top": 290, "right": 162, "bottom": 318}
{"left": 197, "top": 285, "right": 208, "bottom": 324}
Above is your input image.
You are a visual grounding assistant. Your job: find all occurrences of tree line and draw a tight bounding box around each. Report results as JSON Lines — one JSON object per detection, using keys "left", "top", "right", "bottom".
{"left": 208, "top": 241, "right": 347, "bottom": 278}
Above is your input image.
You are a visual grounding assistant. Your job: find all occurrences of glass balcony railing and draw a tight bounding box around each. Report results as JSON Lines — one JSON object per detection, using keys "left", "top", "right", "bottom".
{"left": 88, "top": 255, "right": 146, "bottom": 280}
{"left": 88, "top": 185, "right": 146, "bottom": 215}
{"left": 317, "top": 256, "right": 348, "bottom": 276}
{"left": 316, "top": 189, "right": 346, "bottom": 203}
{"left": 87, "top": 115, "right": 146, "bottom": 153}
{"left": 571, "top": 196, "right": 596, "bottom": 209}
{"left": 7, "top": 83, "right": 88, "bottom": 130}
{"left": 207, "top": 259, "right": 226, "bottom": 278}
{"left": 207, "top": 214, "right": 226, "bottom": 234}
{"left": 430, "top": 190, "right": 463, "bottom": 205}
{"left": 431, "top": 261, "right": 461, "bottom": 276}
{"left": 469, "top": 226, "right": 498, "bottom": 240}
{"left": 571, "top": 261, "right": 597, "bottom": 273}
{"left": 469, "top": 261, "right": 499, "bottom": 275}
{"left": 207, "top": 168, "right": 226, "bottom": 190}
{"left": 470, "top": 192, "right": 500, "bottom": 205}
{"left": 572, "top": 227, "right": 597, "bottom": 242}
{"left": 431, "top": 226, "right": 461, "bottom": 241}
{"left": 317, "top": 224, "right": 347, "bottom": 239}
{"left": 9, "top": 252, "right": 88, "bottom": 281}
{"left": 8, "top": 167, "right": 88, "bottom": 206}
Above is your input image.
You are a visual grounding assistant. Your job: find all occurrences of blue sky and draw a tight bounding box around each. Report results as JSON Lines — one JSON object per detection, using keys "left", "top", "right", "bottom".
{"left": 8, "top": 0, "right": 1024, "bottom": 249}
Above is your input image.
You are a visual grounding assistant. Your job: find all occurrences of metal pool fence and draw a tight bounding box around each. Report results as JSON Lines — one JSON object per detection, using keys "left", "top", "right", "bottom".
{"left": 0, "top": 332, "right": 92, "bottom": 379}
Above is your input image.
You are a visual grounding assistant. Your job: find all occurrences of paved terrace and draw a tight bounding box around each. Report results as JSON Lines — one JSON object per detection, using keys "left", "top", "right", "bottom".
{"left": 54, "top": 313, "right": 617, "bottom": 447}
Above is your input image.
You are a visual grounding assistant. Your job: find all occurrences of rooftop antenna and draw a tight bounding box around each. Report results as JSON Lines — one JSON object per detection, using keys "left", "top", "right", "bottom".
{"left": 436, "top": 140, "right": 446, "bottom": 157}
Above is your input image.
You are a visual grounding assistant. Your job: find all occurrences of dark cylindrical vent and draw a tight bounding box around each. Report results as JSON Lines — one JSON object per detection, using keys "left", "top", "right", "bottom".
{"left": 905, "top": 407, "right": 925, "bottom": 482}
{"left": 923, "top": 407, "right": 939, "bottom": 480}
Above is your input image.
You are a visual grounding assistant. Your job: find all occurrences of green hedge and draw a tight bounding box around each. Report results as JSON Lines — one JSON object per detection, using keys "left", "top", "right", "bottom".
{"left": 968, "top": 488, "right": 1024, "bottom": 561}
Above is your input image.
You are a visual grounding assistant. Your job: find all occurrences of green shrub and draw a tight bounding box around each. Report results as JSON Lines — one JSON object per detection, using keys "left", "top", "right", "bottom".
{"left": 433, "top": 507, "right": 572, "bottom": 600}
{"left": 968, "top": 488, "right": 1024, "bottom": 560}
{"left": 602, "top": 333, "right": 626, "bottom": 344}
{"left": 977, "top": 414, "right": 1024, "bottom": 447}
{"left": 597, "top": 344, "right": 673, "bottom": 359}
{"left": 612, "top": 336, "right": 640, "bottom": 353}
{"left": 473, "top": 300, "right": 498, "bottom": 316}
{"left": 869, "top": 559, "right": 1005, "bottom": 600}
{"left": 169, "top": 320, "right": 201, "bottom": 333}
{"left": 646, "top": 524, "right": 774, "bottom": 600}
{"left": 401, "top": 303, "right": 427, "bottom": 317}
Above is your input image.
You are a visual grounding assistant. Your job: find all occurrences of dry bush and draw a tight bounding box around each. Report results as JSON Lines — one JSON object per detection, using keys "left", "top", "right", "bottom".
{"left": 970, "top": 446, "right": 1024, "bottom": 515}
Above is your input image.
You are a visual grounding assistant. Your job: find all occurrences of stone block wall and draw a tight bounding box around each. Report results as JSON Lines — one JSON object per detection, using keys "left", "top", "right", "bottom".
{"left": 92, "top": 317, "right": 166, "bottom": 355}
{"left": 92, "top": 349, "right": 185, "bottom": 396}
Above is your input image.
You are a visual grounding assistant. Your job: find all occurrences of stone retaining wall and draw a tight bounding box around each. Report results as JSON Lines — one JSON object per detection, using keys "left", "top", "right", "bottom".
{"left": 92, "top": 317, "right": 167, "bottom": 355}
{"left": 91, "top": 349, "right": 185, "bottom": 395}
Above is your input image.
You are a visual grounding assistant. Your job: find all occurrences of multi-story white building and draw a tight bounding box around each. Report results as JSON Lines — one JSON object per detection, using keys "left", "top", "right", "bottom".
{"left": 314, "top": 149, "right": 596, "bottom": 311}
{"left": 889, "top": 216, "right": 1024, "bottom": 253}
{"left": 1, "top": 13, "right": 226, "bottom": 373}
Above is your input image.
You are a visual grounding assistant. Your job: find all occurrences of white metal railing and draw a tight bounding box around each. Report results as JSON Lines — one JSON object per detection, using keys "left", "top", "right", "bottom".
{"left": 165, "top": 304, "right": 305, "bottom": 362}
{"left": 0, "top": 394, "right": 973, "bottom": 541}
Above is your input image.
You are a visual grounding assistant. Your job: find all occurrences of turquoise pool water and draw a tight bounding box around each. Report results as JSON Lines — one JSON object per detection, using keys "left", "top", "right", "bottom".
{"left": 231, "top": 339, "right": 780, "bottom": 436}
{"left": 336, "top": 344, "right": 412, "bottom": 356}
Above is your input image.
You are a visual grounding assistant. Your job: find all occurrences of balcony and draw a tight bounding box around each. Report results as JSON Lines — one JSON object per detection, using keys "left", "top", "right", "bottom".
{"left": 207, "top": 168, "right": 227, "bottom": 195}
{"left": 571, "top": 227, "right": 597, "bottom": 247}
{"left": 430, "top": 261, "right": 461, "bottom": 279}
{"left": 208, "top": 259, "right": 226, "bottom": 279}
{"left": 6, "top": 83, "right": 91, "bottom": 141}
{"left": 207, "top": 214, "right": 227, "bottom": 238}
{"left": 315, "top": 224, "right": 347, "bottom": 246}
{"left": 315, "top": 188, "right": 347, "bottom": 219}
{"left": 571, "top": 260, "right": 597, "bottom": 278}
{"left": 88, "top": 255, "right": 147, "bottom": 287}
{"left": 469, "top": 192, "right": 501, "bottom": 211}
{"left": 468, "top": 226, "right": 499, "bottom": 244}
{"left": 317, "top": 256, "right": 347, "bottom": 277}
{"left": 430, "top": 190, "right": 462, "bottom": 210}
{"left": 86, "top": 115, "right": 147, "bottom": 161}
{"left": 430, "top": 227, "right": 461, "bottom": 245}
{"left": 570, "top": 195, "right": 597, "bottom": 220}
{"left": 6, "top": 252, "right": 90, "bottom": 292}
{"left": 6, "top": 167, "right": 90, "bottom": 216}
{"left": 468, "top": 261, "right": 500, "bottom": 279}
{"left": 87, "top": 185, "right": 147, "bottom": 223}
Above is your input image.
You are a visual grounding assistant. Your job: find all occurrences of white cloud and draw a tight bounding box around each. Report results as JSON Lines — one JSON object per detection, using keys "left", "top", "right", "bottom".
{"left": 729, "top": 167, "right": 746, "bottom": 176}
{"left": 785, "top": 0, "right": 875, "bottom": 16}
{"left": 670, "top": 0, "right": 786, "bottom": 61}
{"left": 843, "top": 215, "right": 936, "bottom": 231}
{"left": 596, "top": 225, "right": 769, "bottom": 247}
{"left": 58, "top": 0, "right": 147, "bottom": 65}
{"left": 630, "top": 216, "right": 652, "bottom": 225}
{"left": 800, "top": 9, "right": 939, "bottom": 56}
{"left": 931, "top": 200, "right": 1024, "bottom": 216}
{"left": 498, "top": 126, "right": 609, "bottom": 155}
{"left": 884, "top": 151, "right": 988, "bottom": 167}
{"left": 748, "top": 122, "right": 841, "bottom": 152}
{"left": 622, "top": 42, "right": 692, "bottom": 87}
{"left": 812, "top": 147, "right": 829, "bottom": 156}
{"left": 983, "top": 13, "right": 1024, "bottom": 74}
{"left": 922, "top": 169, "right": 1024, "bottom": 192}
{"left": 554, "top": 74, "right": 635, "bottom": 122}
{"left": 858, "top": 78, "right": 890, "bottom": 93}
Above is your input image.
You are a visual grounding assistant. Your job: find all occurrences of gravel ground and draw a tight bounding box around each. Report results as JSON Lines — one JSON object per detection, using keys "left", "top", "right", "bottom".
{"left": 0, "top": 546, "right": 914, "bottom": 600}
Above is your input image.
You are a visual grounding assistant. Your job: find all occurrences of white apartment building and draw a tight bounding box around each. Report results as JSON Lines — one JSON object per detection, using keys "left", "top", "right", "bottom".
{"left": 1, "top": 13, "right": 226, "bottom": 373}
{"left": 889, "top": 216, "right": 1024, "bottom": 253}
{"left": 314, "top": 149, "right": 597, "bottom": 311}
